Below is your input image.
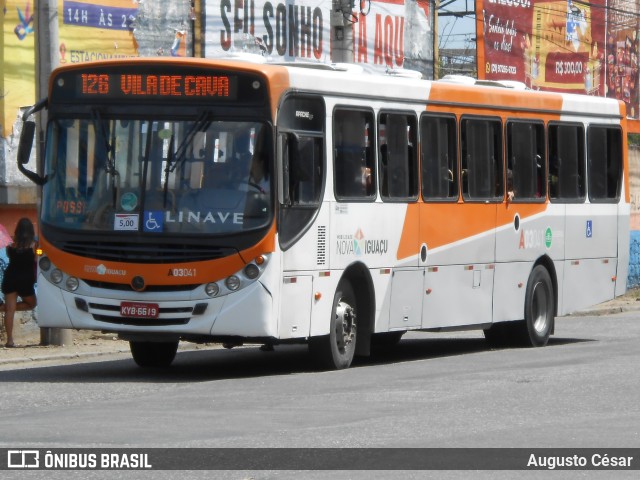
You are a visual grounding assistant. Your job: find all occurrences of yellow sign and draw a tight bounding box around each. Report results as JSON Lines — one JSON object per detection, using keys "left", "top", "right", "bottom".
{"left": 1, "top": 0, "right": 36, "bottom": 138}
{"left": 56, "top": 0, "right": 138, "bottom": 65}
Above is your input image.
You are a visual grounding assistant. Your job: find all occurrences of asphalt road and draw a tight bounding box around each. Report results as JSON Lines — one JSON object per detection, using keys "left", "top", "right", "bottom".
{"left": 1, "top": 311, "right": 639, "bottom": 479}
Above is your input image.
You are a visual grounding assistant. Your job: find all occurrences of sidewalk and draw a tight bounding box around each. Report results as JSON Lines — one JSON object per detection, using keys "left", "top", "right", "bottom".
{"left": 2, "top": 288, "right": 640, "bottom": 366}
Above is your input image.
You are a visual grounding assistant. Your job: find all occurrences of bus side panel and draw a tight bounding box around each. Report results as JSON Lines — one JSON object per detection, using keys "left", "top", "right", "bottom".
{"left": 422, "top": 265, "right": 493, "bottom": 328}
{"left": 565, "top": 204, "right": 618, "bottom": 259}
{"left": 492, "top": 262, "right": 529, "bottom": 322}
{"left": 282, "top": 203, "right": 332, "bottom": 272}
{"left": 561, "top": 259, "right": 617, "bottom": 315}
{"left": 389, "top": 269, "right": 423, "bottom": 329}
{"left": 562, "top": 203, "right": 618, "bottom": 312}
{"left": 330, "top": 203, "right": 415, "bottom": 270}
{"left": 371, "top": 268, "right": 392, "bottom": 333}
{"left": 279, "top": 275, "right": 312, "bottom": 339}
{"left": 420, "top": 203, "right": 497, "bottom": 328}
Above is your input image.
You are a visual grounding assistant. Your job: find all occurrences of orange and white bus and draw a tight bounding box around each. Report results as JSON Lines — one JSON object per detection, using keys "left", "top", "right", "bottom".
{"left": 17, "top": 58, "right": 629, "bottom": 369}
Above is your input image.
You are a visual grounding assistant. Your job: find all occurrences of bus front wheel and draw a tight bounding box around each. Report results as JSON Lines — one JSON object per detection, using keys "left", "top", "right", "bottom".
{"left": 130, "top": 340, "right": 179, "bottom": 368}
{"left": 309, "top": 281, "right": 357, "bottom": 370}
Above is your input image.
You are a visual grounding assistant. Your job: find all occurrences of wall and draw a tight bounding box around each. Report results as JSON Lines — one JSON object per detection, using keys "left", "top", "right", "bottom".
{"left": 628, "top": 144, "right": 640, "bottom": 286}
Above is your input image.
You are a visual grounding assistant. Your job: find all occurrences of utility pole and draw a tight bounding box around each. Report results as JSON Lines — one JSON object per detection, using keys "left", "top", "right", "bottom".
{"left": 331, "top": 0, "right": 354, "bottom": 63}
{"left": 35, "top": 0, "right": 71, "bottom": 347}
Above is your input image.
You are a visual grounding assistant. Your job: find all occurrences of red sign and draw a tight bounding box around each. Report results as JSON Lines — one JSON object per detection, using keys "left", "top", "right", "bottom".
{"left": 120, "top": 302, "right": 160, "bottom": 319}
{"left": 477, "top": 0, "right": 606, "bottom": 95}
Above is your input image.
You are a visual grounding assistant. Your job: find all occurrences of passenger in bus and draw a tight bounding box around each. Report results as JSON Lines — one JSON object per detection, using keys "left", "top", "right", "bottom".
{"left": 0, "top": 218, "right": 37, "bottom": 348}
{"left": 507, "top": 169, "right": 515, "bottom": 202}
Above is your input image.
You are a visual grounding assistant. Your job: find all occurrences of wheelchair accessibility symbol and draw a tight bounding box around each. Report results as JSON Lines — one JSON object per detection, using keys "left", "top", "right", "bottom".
{"left": 143, "top": 211, "right": 164, "bottom": 232}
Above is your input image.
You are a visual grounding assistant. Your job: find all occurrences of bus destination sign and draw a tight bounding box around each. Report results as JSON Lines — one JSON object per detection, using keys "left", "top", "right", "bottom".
{"left": 78, "top": 73, "right": 238, "bottom": 100}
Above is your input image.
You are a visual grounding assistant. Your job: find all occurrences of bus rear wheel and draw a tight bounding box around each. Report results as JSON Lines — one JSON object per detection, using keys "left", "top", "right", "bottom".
{"left": 130, "top": 340, "right": 179, "bottom": 368}
{"left": 309, "top": 281, "right": 357, "bottom": 370}
{"left": 515, "top": 265, "right": 554, "bottom": 347}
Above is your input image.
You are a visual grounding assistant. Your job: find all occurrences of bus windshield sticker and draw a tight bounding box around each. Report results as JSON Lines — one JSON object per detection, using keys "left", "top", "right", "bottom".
{"left": 114, "top": 213, "right": 139, "bottom": 232}
{"left": 143, "top": 211, "right": 164, "bottom": 232}
{"left": 120, "top": 192, "right": 138, "bottom": 212}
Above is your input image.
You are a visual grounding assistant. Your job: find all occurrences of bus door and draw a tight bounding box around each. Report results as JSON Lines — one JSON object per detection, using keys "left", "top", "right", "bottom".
{"left": 420, "top": 115, "right": 500, "bottom": 329}
{"left": 277, "top": 95, "right": 326, "bottom": 339}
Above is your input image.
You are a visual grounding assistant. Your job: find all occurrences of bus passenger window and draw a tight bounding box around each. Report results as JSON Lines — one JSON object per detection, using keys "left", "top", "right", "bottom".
{"left": 506, "top": 121, "right": 545, "bottom": 202}
{"left": 588, "top": 126, "right": 622, "bottom": 202}
{"left": 334, "top": 109, "right": 376, "bottom": 200}
{"left": 421, "top": 115, "right": 457, "bottom": 201}
{"left": 461, "top": 117, "right": 503, "bottom": 201}
{"left": 379, "top": 112, "right": 418, "bottom": 201}
{"left": 549, "top": 124, "right": 585, "bottom": 202}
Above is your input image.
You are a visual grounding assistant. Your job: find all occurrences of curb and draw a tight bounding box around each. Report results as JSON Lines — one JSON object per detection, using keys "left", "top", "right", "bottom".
{"left": 0, "top": 348, "right": 130, "bottom": 366}
{"left": 0, "top": 343, "right": 220, "bottom": 367}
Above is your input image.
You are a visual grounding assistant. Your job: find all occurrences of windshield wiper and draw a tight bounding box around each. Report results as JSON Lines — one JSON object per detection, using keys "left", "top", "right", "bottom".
{"left": 90, "top": 109, "right": 118, "bottom": 176}
{"left": 91, "top": 109, "right": 119, "bottom": 207}
{"left": 166, "top": 112, "right": 211, "bottom": 174}
{"left": 162, "top": 112, "right": 211, "bottom": 208}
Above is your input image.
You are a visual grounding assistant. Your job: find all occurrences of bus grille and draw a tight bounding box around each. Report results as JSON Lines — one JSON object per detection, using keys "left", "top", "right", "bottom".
{"left": 83, "top": 280, "right": 199, "bottom": 292}
{"left": 58, "top": 240, "right": 236, "bottom": 264}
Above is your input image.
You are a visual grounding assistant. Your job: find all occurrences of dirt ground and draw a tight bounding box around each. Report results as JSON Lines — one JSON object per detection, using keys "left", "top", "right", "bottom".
{"left": 0, "top": 311, "right": 131, "bottom": 362}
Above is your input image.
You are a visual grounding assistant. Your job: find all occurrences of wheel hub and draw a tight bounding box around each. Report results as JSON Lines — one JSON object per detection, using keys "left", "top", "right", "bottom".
{"left": 335, "top": 301, "right": 356, "bottom": 350}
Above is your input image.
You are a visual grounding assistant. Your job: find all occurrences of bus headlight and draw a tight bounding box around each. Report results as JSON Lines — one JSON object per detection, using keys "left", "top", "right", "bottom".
{"left": 225, "top": 275, "right": 240, "bottom": 291}
{"left": 50, "top": 269, "right": 63, "bottom": 284}
{"left": 205, "top": 282, "right": 219, "bottom": 297}
{"left": 244, "top": 264, "right": 260, "bottom": 279}
{"left": 206, "top": 254, "right": 271, "bottom": 297}
{"left": 66, "top": 277, "right": 79, "bottom": 291}
{"left": 39, "top": 256, "right": 52, "bottom": 272}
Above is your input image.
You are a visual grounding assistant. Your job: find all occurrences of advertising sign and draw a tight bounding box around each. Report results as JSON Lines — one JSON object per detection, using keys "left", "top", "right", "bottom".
{"left": 2, "top": 0, "right": 36, "bottom": 138}
{"left": 57, "top": 0, "right": 139, "bottom": 65}
{"left": 204, "top": 0, "right": 433, "bottom": 74}
{"left": 477, "top": 0, "right": 606, "bottom": 95}
{"left": 605, "top": 0, "right": 639, "bottom": 118}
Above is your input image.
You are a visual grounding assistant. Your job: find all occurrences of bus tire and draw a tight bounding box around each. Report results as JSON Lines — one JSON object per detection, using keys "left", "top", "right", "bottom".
{"left": 309, "top": 281, "right": 357, "bottom": 370}
{"left": 516, "top": 265, "right": 554, "bottom": 347}
{"left": 130, "top": 341, "right": 179, "bottom": 368}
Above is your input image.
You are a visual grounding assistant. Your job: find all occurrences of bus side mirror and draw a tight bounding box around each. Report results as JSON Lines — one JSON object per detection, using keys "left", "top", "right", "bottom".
{"left": 17, "top": 120, "right": 46, "bottom": 185}
{"left": 17, "top": 120, "right": 35, "bottom": 165}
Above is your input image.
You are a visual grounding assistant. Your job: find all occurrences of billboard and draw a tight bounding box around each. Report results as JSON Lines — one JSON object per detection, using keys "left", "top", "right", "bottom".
{"left": 203, "top": 0, "right": 433, "bottom": 76}
{"left": 605, "top": 0, "right": 639, "bottom": 118}
{"left": 2, "top": 0, "right": 36, "bottom": 138}
{"left": 477, "top": 0, "right": 606, "bottom": 96}
{"left": 56, "top": 0, "right": 139, "bottom": 65}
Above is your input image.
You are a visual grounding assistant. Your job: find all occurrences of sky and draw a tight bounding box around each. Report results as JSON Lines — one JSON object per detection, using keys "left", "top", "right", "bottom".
{"left": 437, "top": 0, "right": 477, "bottom": 50}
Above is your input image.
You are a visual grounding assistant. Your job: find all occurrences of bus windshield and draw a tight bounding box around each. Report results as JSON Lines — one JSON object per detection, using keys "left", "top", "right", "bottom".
{"left": 41, "top": 115, "right": 272, "bottom": 235}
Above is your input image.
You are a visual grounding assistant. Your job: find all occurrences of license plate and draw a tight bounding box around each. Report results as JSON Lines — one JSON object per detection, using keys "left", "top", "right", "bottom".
{"left": 120, "top": 302, "right": 159, "bottom": 319}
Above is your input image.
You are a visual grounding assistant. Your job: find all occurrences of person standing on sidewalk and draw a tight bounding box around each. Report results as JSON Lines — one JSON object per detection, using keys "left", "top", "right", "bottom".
{"left": 1, "top": 218, "right": 37, "bottom": 347}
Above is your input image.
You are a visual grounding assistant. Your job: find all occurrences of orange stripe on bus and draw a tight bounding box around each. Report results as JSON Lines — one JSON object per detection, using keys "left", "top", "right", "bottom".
{"left": 397, "top": 201, "right": 548, "bottom": 260}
